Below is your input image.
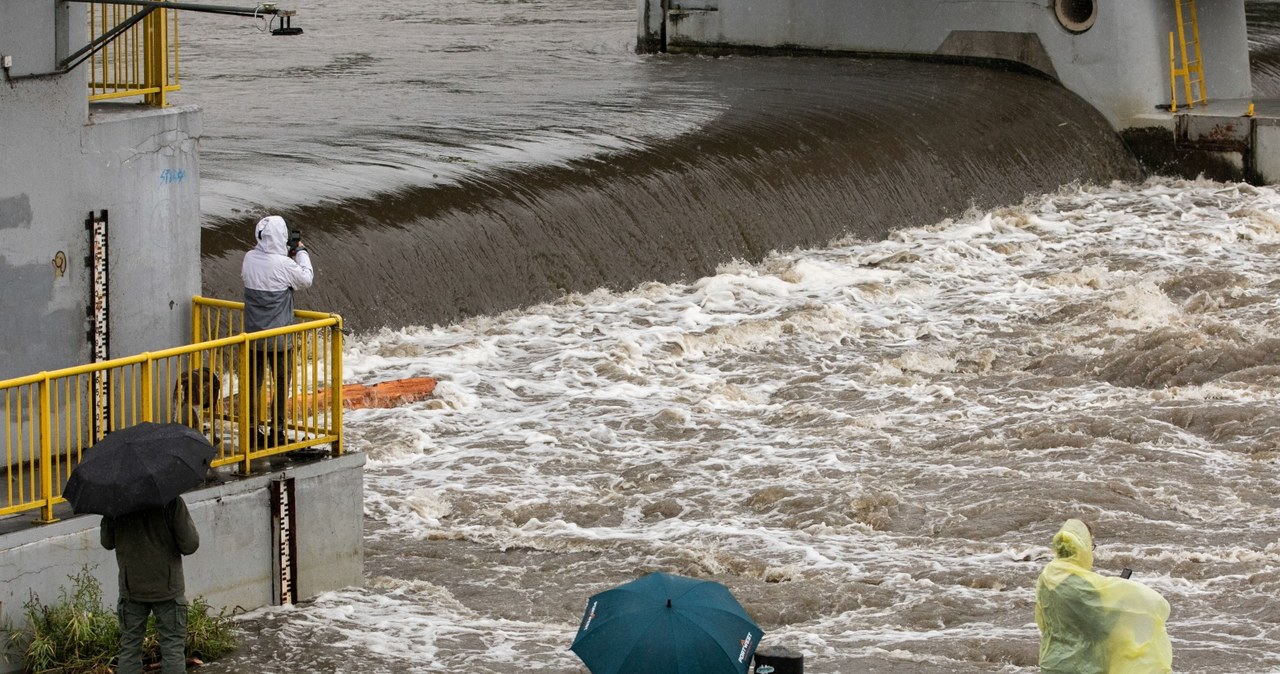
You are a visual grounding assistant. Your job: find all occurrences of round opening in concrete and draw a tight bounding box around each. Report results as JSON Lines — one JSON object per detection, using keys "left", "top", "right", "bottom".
{"left": 1054, "top": 0, "right": 1097, "bottom": 33}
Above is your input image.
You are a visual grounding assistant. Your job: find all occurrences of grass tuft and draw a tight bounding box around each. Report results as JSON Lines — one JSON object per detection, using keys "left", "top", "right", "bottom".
{"left": 4, "top": 567, "right": 236, "bottom": 673}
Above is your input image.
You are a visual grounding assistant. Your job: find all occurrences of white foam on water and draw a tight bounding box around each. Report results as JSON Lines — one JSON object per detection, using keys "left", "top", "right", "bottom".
{"left": 212, "top": 178, "right": 1280, "bottom": 673}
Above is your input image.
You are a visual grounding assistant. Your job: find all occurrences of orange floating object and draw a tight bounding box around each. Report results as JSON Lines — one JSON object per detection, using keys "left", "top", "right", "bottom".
{"left": 342, "top": 376, "right": 438, "bottom": 410}
{"left": 287, "top": 376, "right": 438, "bottom": 414}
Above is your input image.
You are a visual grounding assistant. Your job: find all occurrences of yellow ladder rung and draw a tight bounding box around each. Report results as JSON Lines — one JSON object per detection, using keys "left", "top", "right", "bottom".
{"left": 1169, "top": 0, "right": 1208, "bottom": 109}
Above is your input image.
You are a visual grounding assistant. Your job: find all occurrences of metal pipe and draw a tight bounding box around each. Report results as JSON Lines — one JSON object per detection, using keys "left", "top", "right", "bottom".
{"left": 64, "top": 0, "right": 281, "bottom": 19}
{"left": 60, "top": 6, "right": 153, "bottom": 72}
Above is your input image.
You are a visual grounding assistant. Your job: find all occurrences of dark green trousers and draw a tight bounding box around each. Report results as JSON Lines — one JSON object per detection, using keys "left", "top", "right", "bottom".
{"left": 117, "top": 597, "right": 187, "bottom": 674}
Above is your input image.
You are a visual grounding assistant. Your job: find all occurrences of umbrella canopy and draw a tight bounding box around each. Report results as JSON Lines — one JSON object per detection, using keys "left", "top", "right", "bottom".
{"left": 62, "top": 422, "right": 215, "bottom": 517}
{"left": 571, "top": 572, "right": 764, "bottom": 674}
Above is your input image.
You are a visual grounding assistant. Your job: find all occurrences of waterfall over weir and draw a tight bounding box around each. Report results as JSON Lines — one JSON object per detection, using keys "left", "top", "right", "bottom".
{"left": 200, "top": 58, "right": 1141, "bottom": 333}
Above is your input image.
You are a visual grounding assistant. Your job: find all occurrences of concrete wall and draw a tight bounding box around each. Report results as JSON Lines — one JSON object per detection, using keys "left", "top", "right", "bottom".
{"left": 83, "top": 104, "right": 204, "bottom": 358}
{"left": 0, "top": 0, "right": 203, "bottom": 381}
{"left": 1191, "top": 0, "right": 1252, "bottom": 103}
{"left": 0, "top": 453, "right": 365, "bottom": 673}
{"left": 1253, "top": 116, "right": 1280, "bottom": 183}
{"left": 0, "top": 0, "right": 94, "bottom": 379}
{"left": 637, "top": 0, "right": 1253, "bottom": 132}
{"left": 0, "top": 0, "right": 67, "bottom": 77}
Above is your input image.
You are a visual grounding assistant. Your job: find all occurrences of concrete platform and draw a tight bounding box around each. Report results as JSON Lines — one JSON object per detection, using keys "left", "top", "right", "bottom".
{"left": 0, "top": 451, "right": 365, "bottom": 673}
{"left": 1127, "top": 97, "right": 1280, "bottom": 183}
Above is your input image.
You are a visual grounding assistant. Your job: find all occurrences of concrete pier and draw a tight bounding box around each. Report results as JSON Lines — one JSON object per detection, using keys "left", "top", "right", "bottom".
{"left": 1, "top": 0, "right": 203, "bottom": 380}
{"left": 635, "top": 0, "right": 1280, "bottom": 184}
{"left": 0, "top": 452, "right": 365, "bottom": 674}
{"left": 1126, "top": 98, "right": 1280, "bottom": 183}
{"left": 637, "top": 0, "right": 1252, "bottom": 134}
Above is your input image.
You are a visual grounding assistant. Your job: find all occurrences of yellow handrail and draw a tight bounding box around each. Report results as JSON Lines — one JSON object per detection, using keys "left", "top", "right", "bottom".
{"left": 1, "top": 297, "right": 344, "bottom": 523}
{"left": 88, "top": 1, "right": 181, "bottom": 105}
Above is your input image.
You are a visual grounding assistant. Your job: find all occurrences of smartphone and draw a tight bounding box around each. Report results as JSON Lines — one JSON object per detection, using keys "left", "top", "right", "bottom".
{"left": 1120, "top": 568, "right": 1133, "bottom": 579}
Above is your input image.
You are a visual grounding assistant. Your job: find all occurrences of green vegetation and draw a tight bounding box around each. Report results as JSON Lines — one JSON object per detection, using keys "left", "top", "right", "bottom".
{"left": 5, "top": 568, "right": 236, "bottom": 673}
{"left": 181, "top": 596, "right": 237, "bottom": 663}
{"left": 9, "top": 568, "right": 117, "bottom": 673}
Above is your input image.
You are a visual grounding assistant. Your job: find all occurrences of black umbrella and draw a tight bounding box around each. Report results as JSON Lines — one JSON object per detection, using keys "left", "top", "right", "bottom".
{"left": 63, "top": 422, "right": 215, "bottom": 517}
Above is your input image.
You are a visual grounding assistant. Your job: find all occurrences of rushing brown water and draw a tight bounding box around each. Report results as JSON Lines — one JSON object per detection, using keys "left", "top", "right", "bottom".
{"left": 173, "top": 2, "right": 1280, "bottom": 673}
{"left": 197, "top": 178, "right": 1280, "bottom": 674}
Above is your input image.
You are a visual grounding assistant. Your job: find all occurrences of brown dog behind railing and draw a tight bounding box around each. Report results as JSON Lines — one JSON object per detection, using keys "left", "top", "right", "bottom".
{"left": 173, "top": 367, "right": 222, "bottom": 435}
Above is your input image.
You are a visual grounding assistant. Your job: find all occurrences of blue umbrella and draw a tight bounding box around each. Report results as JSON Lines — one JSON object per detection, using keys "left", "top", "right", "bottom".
{"left": 571, "top": 572, "right": 764, "bottom": 674}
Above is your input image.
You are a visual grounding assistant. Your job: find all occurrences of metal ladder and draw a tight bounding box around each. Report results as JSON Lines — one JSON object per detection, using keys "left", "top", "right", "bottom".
{"left": 1169, "top": 0, "right": 1208, "bottom": 111}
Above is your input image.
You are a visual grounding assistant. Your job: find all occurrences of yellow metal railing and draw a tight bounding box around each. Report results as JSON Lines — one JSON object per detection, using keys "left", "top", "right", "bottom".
{"left": 1, "top": 297, "right": 343, "bottom": 524}
{"left": 88, "top": 1, "right": 180, "bottom": 105}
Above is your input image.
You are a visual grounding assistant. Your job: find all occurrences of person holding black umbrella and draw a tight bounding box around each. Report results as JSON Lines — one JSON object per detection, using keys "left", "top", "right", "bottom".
{"left": 100, "top": 497, "right": 200, "bottom": 674}
{"left": 63, "top": 423, "right": 214, "bottom": 672}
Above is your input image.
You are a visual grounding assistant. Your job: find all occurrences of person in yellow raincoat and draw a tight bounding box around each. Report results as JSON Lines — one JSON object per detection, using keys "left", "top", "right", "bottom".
{"left": 1035, "top": 519, "right": 1172, "bottom": 673}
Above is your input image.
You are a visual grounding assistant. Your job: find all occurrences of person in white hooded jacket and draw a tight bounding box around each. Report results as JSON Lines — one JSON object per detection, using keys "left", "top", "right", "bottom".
{"left": 241, "top": 215, "right": 314, "bottom": 446}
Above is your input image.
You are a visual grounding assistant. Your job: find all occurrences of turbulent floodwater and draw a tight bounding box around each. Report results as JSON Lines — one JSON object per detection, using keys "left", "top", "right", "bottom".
{"left": 162, "top": 1, "right": 1280, "bottom": 672}
{"left": 201, "top": 178, "right": 1280, "bottom": 674}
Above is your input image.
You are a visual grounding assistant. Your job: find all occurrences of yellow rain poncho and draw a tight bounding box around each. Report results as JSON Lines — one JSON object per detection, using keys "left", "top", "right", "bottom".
{"left": 1035, "top": 519, "right": 1172, "bottom": 674}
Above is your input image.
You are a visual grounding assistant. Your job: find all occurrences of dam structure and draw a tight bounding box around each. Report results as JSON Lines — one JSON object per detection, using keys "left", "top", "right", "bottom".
{"left": 0, "top": 0, "right": 202, "bottom": 381}
{"left": 638, "top": 0, "right": 1280, "bottom": 181}
{"left": 0, "top": 2, "right": 1263, "bottom": 666}
{"left": 0, "top": 4, "right": 362, "bottom": 672}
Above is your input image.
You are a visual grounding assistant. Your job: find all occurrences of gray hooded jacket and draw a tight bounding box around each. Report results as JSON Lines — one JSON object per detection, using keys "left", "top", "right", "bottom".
{"left": 241, "top": 215, "right": 313, "bottom": 350}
